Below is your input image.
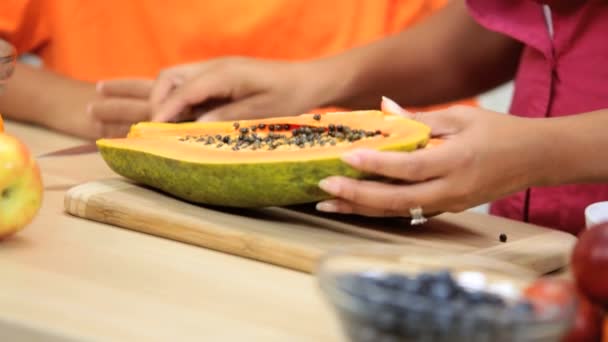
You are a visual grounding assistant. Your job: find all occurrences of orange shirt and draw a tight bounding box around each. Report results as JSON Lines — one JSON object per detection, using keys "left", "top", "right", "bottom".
{"left": 0, "top": 0, "right": 446, "bottom": 82}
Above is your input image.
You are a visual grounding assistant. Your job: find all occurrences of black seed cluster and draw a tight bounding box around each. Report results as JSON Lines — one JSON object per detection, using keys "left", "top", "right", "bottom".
{"left": 331, "top": 270, "right": 537, "bottom": 342}
{"left": 176, "top": 122, "right": 387, "bottom": 151}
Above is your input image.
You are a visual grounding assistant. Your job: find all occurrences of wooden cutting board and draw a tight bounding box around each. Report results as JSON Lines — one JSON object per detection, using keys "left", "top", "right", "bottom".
{"left": 64, "top": 178, "right": 576, "bottom": 275}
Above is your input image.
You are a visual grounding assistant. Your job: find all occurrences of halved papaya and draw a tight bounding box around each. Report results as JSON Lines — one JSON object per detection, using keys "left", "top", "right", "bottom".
{"left": 97, "top": 111, "right": 430, "bottom": 207}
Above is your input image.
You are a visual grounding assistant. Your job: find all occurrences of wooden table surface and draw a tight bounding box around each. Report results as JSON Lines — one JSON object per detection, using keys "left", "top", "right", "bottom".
{"left": 0, "top": 120, "right": 571, "bottom": 341}
{"left": 1, "top": 120, "right": 343, "bottom": 342}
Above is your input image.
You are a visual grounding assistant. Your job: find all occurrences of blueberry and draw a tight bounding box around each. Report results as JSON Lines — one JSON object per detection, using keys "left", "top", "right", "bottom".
{"left": 464, "top": 290, "right": 486, "bottom": 305}
{"left": 505, "top": 300, "right": 535, "bottom": 322}
{"left": 373, "top": 309, "right": 400, "bottom": 331}
{"left": 403, "top": 278, "right": 424, "bottom": 294}
{"left": 364, "top": 287, "right": 392, "bottom": 306}
{"left": 352, "top": 325, "right": 379, "bottom": 342}
{"left": 417, "top": 272, "right": 434, "bottom": 283}
{"left": 434, "top": 304, "right": 457, "bottom": 335}
{"left": 435, "top": 269, "right": 456, "bottom": 286}
{"left": 469, "top": 305, "right": 501, "bottom": 341}
{"left": 513, "top": 300, "right": 534, "bottom": 313}
{"left": 378, "top": 274, "right": 410, "bottom": 290}
{"left": 430, "top": 281, "right": 455, "bottom": 302}
{"left": 483, "top": 292, "right": 506, "bottom": 307}
{"left": 336, "top": 273, "right": 364, "bottom": 295}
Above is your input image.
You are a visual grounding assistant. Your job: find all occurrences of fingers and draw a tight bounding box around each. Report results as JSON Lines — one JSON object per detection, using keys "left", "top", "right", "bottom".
{"left": 379, "top": 97, "right": 468, "bottom": 137}
{"left": 316, "top": 199, "right": 404, "bottom": 217}
{"left": 318, "top": 176, "right": 446, "bottom": 213}
{"left": 149, "top": 76, "right": 180, "bottom": 109}
{"left": 152, "top": 73, "right": 233, "bottom": 122}
{"left": 89, "top": 98, "right": 151, "bottom": 123}
{"left": 195, "top": 96, "right": 267, "bottom": 122}
{"left": 97, "top": 79, "right": 154, "bottom": 98}
{"left": 341, "top": 143, "right": 462, "bottom": 182}
{"left": 100, "top": 123, "right": 132, "bottom": 138}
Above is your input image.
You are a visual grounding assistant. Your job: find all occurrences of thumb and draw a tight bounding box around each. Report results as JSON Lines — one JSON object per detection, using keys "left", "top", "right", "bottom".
{"left": 381, "top": 96, "right": 412, "bottom": 117}
{"left": 380, "top": 96, "right": 450, "bottom": 134}
{"left": 196, "top": 96, "right": 264, "bottom": 122}
{"left": 410, "top": 109, "right": 464, "bottom": 137}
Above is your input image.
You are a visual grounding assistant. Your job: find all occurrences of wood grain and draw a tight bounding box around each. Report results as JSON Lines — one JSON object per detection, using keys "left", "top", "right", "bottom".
{"left": 65, "top": 178, "right": 576, "bottom": 275}
{"left": 0, "top": 120, "right": 576, "bottom": 341}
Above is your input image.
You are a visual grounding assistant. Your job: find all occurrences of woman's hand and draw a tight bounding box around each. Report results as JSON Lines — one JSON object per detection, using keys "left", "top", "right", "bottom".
{"left": 316, "top": 98, "right": 549, "bottom": 217}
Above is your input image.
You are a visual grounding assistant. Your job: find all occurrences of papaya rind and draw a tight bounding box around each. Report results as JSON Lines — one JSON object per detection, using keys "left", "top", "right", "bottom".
{"left": 97, "top": 140, "right": 424, "bottom": 208}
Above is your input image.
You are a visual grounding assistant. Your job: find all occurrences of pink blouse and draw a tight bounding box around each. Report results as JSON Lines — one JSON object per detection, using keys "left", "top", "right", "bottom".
{"left": 466, "top": 0, "right": 608, "bottom": 234}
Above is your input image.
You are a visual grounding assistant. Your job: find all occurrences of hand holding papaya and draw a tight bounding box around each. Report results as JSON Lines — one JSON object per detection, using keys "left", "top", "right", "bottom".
{"left": 316, "top": 98, "right": 549, "bottom": 216}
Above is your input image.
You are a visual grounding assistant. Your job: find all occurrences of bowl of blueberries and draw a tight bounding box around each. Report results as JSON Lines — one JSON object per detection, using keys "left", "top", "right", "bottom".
{"left": 316, "top": 245, "right": 576, "bottom": 342}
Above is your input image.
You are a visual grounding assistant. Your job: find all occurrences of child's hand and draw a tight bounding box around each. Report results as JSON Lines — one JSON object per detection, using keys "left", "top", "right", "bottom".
{"left": 316, "top": 99, "right": 547, "bottom": 217}
{"left": 150, "top": 57, "right": 327, "bottom": 123}
{"left": 89, "top": 79, "right": 154, "bottom": 138}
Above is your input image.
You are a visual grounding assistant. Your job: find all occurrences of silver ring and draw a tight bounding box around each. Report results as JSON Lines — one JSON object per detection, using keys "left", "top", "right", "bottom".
{"left": 409, "top": 206, "right": 427, "bottom": 225}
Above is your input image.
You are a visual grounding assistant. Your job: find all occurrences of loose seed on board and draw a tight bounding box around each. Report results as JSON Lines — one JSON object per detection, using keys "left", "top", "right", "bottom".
{"left": 233, "top": 122, "right": 240, "bottom": 129}
{"left": 499, "top": 233, "right": 508, "bottom": 243}
{"left": 313, "top": 114, "right": 321, "bottom": 121}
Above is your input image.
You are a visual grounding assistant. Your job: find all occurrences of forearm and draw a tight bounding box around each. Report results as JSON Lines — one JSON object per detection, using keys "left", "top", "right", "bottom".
{"left": 531, "top": 110, "right": 608, "bottom": 186}
{"left": 0, "top": 63, "right": 94, "bottom": 126}
{"left": 309, "top": 0, "right": 522, "bottom": 109}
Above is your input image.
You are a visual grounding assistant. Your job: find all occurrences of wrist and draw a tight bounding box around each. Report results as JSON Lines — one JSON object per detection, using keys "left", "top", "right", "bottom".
{"left": 522, "top": 117, "right": 571, "bottom": 187}
{"left": 299, "top": 56, "right": 357, "bottom": 110}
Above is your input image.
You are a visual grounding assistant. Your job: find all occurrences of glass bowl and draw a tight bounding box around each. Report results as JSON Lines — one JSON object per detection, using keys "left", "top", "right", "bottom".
{"left": 0, "top": 39, "right": 16, "bottom": 94}
{"left": 316, "top": 245, "right": 576, "bottom": 342}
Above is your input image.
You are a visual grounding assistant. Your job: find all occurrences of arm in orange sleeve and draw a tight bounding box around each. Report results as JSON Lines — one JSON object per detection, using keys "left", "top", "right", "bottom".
{"left": 0, "top": 0, "right": 48, "bottom": 54}
{"left": 0, "top": 1, "right": 121, "bottom": 139}
{"left": 1, "top": 62, "right": 104, "bottom": 138}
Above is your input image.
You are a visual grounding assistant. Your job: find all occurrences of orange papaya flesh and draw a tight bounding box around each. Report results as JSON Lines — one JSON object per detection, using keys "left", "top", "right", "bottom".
{"left": 98, "top": 111, "right": 430, "bottom": 207}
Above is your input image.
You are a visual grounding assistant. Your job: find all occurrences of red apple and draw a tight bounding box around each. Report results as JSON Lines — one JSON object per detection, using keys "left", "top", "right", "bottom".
{"left": 561, "top": 294, "right": 603, "bottom": 342}
{"left": 0, "top": 133, "right": 43, "bottom": 239}
{"left": 571, "top": 223, "right": 608, "bottom": 307}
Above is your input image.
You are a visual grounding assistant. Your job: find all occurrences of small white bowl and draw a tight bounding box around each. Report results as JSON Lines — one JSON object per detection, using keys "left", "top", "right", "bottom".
{"left": 585, "top": 201, "right": 608, "bottom": 229}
